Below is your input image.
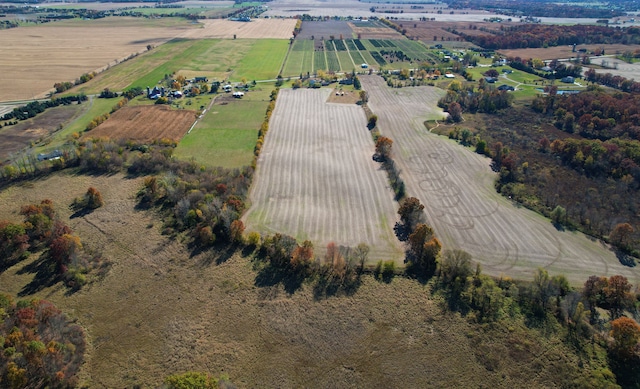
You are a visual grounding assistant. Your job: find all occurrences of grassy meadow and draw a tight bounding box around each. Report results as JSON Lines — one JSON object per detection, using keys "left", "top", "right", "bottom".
{"left": 231, "top": 39, "right": 290, "bottom": 81}
{"left": 174, "top": 86, "right": 274, "bottom": 168}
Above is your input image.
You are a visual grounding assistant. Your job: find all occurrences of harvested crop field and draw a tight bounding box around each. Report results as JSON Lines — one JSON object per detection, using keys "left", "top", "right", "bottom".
{"left": 499, "top": 44, "right": 640, "bottom": 61}
{"left": 359, "top": 75, "right": 639, "bottom": 286}
{"left": 349, "top": 20, "right": 404, "bottom": 40}
{"left": 84, "top": 105, "right": 197, "bottom": 142}
{"left": 181, "top": 18, "right": 297, "bottom": 39}
{"left": 0, "top": 17, "right": 197, "bottom": 102}
{"left": 245, "top": 88, "right": 403, "bottom": 262}
{"left": 296, "top": 20, "right": 354, "bottom": 39}
{"left": 0, "top": 103, "right": 86, "bottom": 162}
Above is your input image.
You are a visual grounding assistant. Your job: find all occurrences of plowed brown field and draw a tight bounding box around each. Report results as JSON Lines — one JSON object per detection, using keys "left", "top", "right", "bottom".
{"left": 360, "top": 75, "right": 639, "bottom": 285}
{"left": 181, "top": 18, "right": 297, "bottom": 39}
{"left": 349, "top": 22, "right": 403, "bottom": 40}
{"left": 84, "top": 105, "right": 197, "bottom": 142}
{"left": 244, "top": 88, "right": 403, "bottom": 262}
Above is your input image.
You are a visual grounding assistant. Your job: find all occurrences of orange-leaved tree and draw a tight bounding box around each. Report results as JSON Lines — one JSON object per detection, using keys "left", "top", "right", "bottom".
{"left": 610, "top": 317, "right": 640, "bottom": 358}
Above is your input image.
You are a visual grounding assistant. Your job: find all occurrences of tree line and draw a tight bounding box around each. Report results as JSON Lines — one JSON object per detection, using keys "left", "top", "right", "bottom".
{"left": 1, "top": 95, "right": 87, "bottom": 122}
{"left": 457, "top": 24, "right": 640, "bottom": 50}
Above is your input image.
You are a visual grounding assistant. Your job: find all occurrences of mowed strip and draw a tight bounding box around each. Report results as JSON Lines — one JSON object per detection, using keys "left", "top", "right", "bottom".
{"left": 359, "top": 75, "right": 639, "bottom": 285}
{"left": 245, "top": 88, "right": 403, "bottom": 262}
{"left": 83, "top": 105, "right": 197, "bottom": 142}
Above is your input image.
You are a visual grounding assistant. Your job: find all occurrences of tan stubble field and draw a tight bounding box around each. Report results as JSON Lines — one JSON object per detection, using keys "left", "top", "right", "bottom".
{"left": 244, "top": 88, "right": 403, "bottom": 262}
{"left": 0, "top": 17, "right": 199, "bottom": 101}
{"left": 360, "top": 75, "right": 639, "bottom": 286}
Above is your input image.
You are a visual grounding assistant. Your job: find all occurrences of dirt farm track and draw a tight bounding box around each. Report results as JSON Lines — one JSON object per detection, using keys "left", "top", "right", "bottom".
{"left": 244, "top": 88, "right": 403, "bottom": 262}
{"left": 359, "top": 75, "right": 639, "bottom": 285}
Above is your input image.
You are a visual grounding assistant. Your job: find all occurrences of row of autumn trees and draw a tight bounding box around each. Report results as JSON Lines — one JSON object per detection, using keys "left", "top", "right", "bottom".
{"left": 0, "top": 294, "right": 86, "bottom": 388}
{"left": 457, "top": 24, "right": 640, "bottom": 50}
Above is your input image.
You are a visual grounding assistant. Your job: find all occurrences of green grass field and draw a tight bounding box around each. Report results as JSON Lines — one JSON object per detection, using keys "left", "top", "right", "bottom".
{"left": 337, "top": 51, "right": 355, "bottom": 72}
{"left": 75, "top": 39, "right": 201, "bottom": 95}
{"left": 173, "top": 86, "right": 273, "bottom": 168}
{"left": 75, "top": 38, "right": 277, "bottom": 95}
{"left": 282, "top": 40, "right": 306, "bottom": 76}
{"left": 313, "top": 50, "right": 327, "bottom": 72}
{"left": 231, "top": 39, "right": 290, "bottom": 82}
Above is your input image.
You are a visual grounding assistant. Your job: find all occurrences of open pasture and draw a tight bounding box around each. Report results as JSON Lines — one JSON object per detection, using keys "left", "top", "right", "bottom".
{"left": 83, "top": 105, "right": 196, "bottom": 142}
{"left": 0, "top": 17, "right": 198, "bottom": 101}
{"left": 0, "top": 172, "right": 584, "bottom": 387}
{"left": 359, "top": 75, "right": 638, "bottom": 285}
{"left": 245, "top": 88, "right": 403, "bottom": 262}
{"left": 180, "top": 18, "right": 296, "bottom": 39}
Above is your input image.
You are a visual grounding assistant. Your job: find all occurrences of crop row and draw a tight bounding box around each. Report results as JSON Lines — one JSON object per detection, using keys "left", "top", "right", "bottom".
{"left": 353, "top": 39, "right": 366, "bottom": 50}
{"left": 326, "top": 51, "right": 341, "bottom": 72}
{"left": 325, "top": 40, "right": 335, "bottom": 51}
{"left": 333, "top": 39, "right": 347, "bottom": 51}
{"left": 314, "top": 51, "right": 327, "bottom": 71}
{"left": 370, "top": 51, "right": 387, "bottom": 66}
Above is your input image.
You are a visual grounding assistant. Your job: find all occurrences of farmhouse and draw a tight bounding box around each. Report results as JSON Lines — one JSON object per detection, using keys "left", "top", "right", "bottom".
{"left": 497, "top": 84, "right": 515, "bottom": 91}
{"left": 37, "top": 149, "right": 63, "bottom": 161}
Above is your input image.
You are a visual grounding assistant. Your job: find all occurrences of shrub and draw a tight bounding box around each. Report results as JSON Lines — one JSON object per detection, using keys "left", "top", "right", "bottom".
{"left": 84, "top": 187, "right": 104, "bottom": 209}
{"left": 246, "top": 231, "right": 261, "bottom": 247}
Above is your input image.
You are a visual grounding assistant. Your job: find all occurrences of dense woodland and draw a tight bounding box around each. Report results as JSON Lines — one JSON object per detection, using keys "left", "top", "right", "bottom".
{"left": 0, "top": 294, "right": 86, "bottom": 388}
{"left": 457, "top": 25, "right": 640, "bottom": 49}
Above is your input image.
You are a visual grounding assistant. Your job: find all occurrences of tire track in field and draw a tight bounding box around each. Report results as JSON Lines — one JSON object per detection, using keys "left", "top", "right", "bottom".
{"left": 245, "top": 89, "right": 403, "bottom": 262}
{"left": 360, "top": 75, "right": 639, "bottom": 284}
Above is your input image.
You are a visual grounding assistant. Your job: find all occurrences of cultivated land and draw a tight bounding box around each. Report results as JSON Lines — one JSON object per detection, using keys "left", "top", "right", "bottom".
{"left": 180, "top": 18, "right": 297, "bottom": 39}
{"left": 359, "top": 75, "right": 639, "bottom": 286}
{"left": 349, "top": 20, "right": 403, "bottom": 40}
{"left": 0, "top": 17, "right": 198, "bottom": 101}
{"left": 0, "top": 103, "right": 85, "bottom": 161}
{"left": 73, "top": 38, "right": 288, "bottom": 95}
{"left": 244, "top": 88, "right": 403, "bottom": 262}
{"left": 499, "top": 44, "right": 640, "bottom": 61}
{"left": 83, "top": 105, "right": 197, "bottom": 142}
{"left": 295, "top": 20, "right": 354, "bottom": 40}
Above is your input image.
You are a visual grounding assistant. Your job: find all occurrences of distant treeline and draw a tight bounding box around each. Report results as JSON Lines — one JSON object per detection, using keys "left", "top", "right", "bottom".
{"left": 444, "top": 0, "right": 626, "bottom": 18}
{"left": 457, "top": 25, "right": 640, "bottom": 50}
{"left": 1, "top": 95, "right": 87, "bottom": 122}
